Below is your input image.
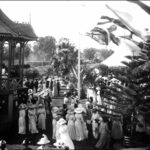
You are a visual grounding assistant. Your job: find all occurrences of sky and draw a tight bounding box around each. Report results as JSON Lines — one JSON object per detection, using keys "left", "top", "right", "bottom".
{"left": 0, "top": 1, "right": 150, "bottom": 51}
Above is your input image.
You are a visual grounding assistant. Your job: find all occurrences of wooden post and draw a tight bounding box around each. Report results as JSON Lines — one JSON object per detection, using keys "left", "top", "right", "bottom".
{"left": 7, "top": 41, "right": 12, "bottom": 89}
{"left": 8, "top": 93, "right": 14, "bottom": 121}
{"left": 19, "top": 42, "right": 22, "bottom": 78}
{"left": 0, "top": 41, "right": 4, "bottom": 90}
{"left": 21, "top": 42, "right": 25, "bottom": 86}
{"left": 11, "top": 41, "right": 16, "bottom": 65}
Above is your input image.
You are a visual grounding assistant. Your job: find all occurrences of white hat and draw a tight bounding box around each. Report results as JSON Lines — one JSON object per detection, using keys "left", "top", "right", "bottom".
{"left": 28, "top": 89, "right": 33, "bottom": 95}
{"left": 58, "top": 118, "right": 67, "bottom": 125}
{"left": 86, "top": 101, "right": 90, "bottom": 106}
{"left": 38, "top": 103, "right": 44, "bottom": 107}
{"left": 78, "top": 104, "right": 86, "bottom": 113}
{"left": 0, "top": 140, "right": 6, "bottom": 147}
{"left": 52, "top": 107, "right": 59, "bottom": 113}
{"left": 74, "top": 107, "right": 83, "bottom": 114}
{"left": 37, "top": 134, "right": 50, "bottom": 145}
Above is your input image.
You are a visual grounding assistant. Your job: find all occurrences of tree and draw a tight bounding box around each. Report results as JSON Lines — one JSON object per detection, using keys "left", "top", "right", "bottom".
{"left": 24, "top": 44, "right": 32, "bottom": 58}
{"left": 15, "top": 44, "right": 32, "bottom": 59}
{"left": 52, "top": 37, "right": 78, "bottom": 78}
{"left": 83, "top": 48, "right": 96, "bottom": 60}
{"left": 24, "top": 68, "right": 40, "bottom": 79}
{"left": 33, "top": 36, "right": 56, "bottom": 61}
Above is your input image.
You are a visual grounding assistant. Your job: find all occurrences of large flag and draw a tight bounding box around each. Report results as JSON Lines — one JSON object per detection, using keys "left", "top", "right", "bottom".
{"left": 127, "top": 0, "right": 150, "bottom": 15}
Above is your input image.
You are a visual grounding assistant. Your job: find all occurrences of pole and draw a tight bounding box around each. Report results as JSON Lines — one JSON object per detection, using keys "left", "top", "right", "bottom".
{"left": 78, "top": 33, "right": 81, "bottom": 99}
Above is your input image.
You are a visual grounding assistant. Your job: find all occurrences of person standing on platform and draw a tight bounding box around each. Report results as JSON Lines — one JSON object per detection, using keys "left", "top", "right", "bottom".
{"left": 57, "top": 80, "right": 60, "bottom": 96}
{"left": 74, "top": 107, "right": 85, "bottom": 141}
{"left": 44, "top": 93, "right": 53, "bottom": 142}
{"left": 66, "top": 108, "right": 76, "bottom": 140}
{"left": 56, "top": 118, "right": 75, "bottom": 150}
{"left": 18, "top": 103, "right": 27, "bottom": 135}
{"left": 52, "top": 80, "right": 58, "bottom": 97}
{"left": 28, "top": 104, "right": 39, "bottom": 134}
{"left": 50, "top": 78, "right": 53, "bottom": 96}
{"left": 95, "top": 117, "right": 110, "bottom": 150}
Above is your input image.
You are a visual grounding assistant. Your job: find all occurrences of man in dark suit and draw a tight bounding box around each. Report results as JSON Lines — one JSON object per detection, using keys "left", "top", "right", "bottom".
{"left": 57, "top": 80, "right": 60, "bottom": 96}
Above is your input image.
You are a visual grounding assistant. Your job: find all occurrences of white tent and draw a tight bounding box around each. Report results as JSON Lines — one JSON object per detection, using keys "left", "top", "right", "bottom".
{"left": 102, "top": 38, "right": 141, "bottom": 67}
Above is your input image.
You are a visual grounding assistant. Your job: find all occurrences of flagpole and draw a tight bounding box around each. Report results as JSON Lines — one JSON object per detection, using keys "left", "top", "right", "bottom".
{"left": 78, "top": 33, "right": 81, "bottom": 99}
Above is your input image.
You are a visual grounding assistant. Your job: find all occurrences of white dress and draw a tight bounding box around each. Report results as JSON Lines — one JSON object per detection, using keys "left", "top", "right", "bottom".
{"left": 57, "top": 124, "right": 75, "bottom": 150}
{"left": 18, "top": 109, "right": 26, "bottom": 134}
{"left": 91, "top": 112, "right": 100, "bottom": 139}
{"left": 74, "top": 113, "right": 85, "bottom": 141}
{"left": 28, "top": 108, "right": 39, "bottom": 134}
{"left": 52, "top": 112, "right": 57, "bottom": 139}
{"left": 37, "top": 107, "right": 46, "bottom": 130}
{"left": 66, "top": 114, "right": 76, "bottom": 140}
{"left": 97, "top": 90, "right": 102, "bottom": 105}
{"left": 52, "top": 81, "right": 58, "bottom": 97}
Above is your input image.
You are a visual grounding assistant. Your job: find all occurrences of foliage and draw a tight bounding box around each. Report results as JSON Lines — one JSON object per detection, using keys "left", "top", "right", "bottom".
{"left": 24, "top": 68, "right": 40, "bottom": 79}
{"left": 3, "top": 43, "right": 32, "bottom": 60}
{"left": 52, "top": 37, "right": 78, "bottom": 77}
{"left": 32, "top": 36, "right": 56, "bottom": 61}
{"left": 83, "top": 48, "right": 97, "bottom": 60}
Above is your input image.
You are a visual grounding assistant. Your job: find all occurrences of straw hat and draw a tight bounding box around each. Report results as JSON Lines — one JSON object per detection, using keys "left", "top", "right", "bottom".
{"left": 58, "top": 118, "right": 67, "bottom": 125}
{"left": 86, "top": 101, "right": 90, "bottom": 106}
{"left": 78, "top": 104, "right": 86, "bottom": 113}
{"left": 28, "top": 89, "right": 33, "bottom": 95}
{"left": 74, "top": 107, "right": 83, "bottom": 114}
{"left": 52, "top": 107, "right": 59, "bottom": 113}
{"left": 37, "top": 134, "right": 50, "bottom": 145}
{"left": 38, "top": 103, "right": 44, "bottom": 108}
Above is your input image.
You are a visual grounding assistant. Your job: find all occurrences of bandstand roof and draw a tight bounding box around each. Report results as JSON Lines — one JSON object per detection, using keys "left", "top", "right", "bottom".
{"left": 0, "top": 9, "right": 37, "bottom": 41}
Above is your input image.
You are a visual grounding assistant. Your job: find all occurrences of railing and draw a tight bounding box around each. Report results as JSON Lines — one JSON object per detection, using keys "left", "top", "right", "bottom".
{"left": 0, "top": 76, "right": 23, "bottom": 91}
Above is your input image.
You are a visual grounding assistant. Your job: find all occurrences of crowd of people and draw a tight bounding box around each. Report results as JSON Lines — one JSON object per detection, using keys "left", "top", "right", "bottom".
{"left": 14, "top": 75, "right": 150, "bottom": 150}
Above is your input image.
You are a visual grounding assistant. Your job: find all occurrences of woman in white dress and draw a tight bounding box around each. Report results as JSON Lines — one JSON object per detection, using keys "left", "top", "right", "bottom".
{"left": 18, "top": 103, "right": 27, "bottom": 134}
{"left": 74, "top": 107, "right": 85, "bottom": 141}
{"left": 37, "top": 104, "right": 46, "bottom": 131}
{"left": 91, "top": 108, "right": 101, "bottom": 139}
{"left": 96, "top": 87, "right": 102, "bottom": 105}
{"left": 66, "top": 109, "right": 76, "bottom": 140}
{"left": 56, "top": 118, "right": 75, "bottom": 150}
{"left": 52, "top": 107, "right": 59, "bottom": 140}
{"left": 52, "top": 81, "right": 58, "bottom": 97}
{"left": 28, "top": 104, "right": 39, "bottom": 134}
